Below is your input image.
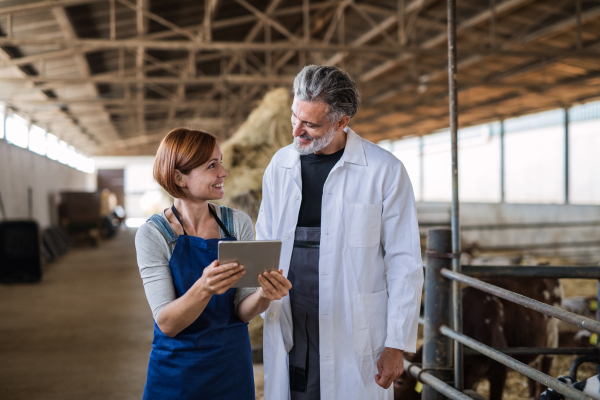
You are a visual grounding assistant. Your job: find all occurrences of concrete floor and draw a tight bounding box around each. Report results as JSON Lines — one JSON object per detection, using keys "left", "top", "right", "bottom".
{"left": 0, "top": 229, "right": 153, "bottom": 400}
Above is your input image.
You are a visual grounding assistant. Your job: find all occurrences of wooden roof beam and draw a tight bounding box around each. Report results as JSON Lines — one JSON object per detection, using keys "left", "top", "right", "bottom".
{"left": 0, "top": 2, "right": 338, "bottom": 69}
{"left": 358, "top": 0, "right": 537, "bottom": 83}
{"left": 4, "top": 36, "right": 600, "bottom": 58}
{"left": 362, "top": 69, "right": 600, "bottom": 134}
{"left": 323, "top": 0, "right": 430, "bottom": 66}
{"left": 368, "top": 4, "right": 600, "bottom": 105}
{"left": 234, "top": 0, "right": 299, "bottom": 43}
{"left": 0, "top": 0, "right": 104, "bottom": 16}
{"left": 521, "top": 4, "right": 600, "bottom": 43}
{"left": 51, "top": 6, "right": 120, "bottom": 142}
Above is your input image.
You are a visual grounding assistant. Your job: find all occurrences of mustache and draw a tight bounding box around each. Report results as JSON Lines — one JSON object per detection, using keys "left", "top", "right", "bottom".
{"left": 296, "top": 134, "right": 313, "bottom": 141}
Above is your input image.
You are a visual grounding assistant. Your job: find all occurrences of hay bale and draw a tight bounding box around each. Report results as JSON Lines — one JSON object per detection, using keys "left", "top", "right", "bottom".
{"left": 217, "top": 88, "right": 292, "bottom": 347}
{"left": 218, "top": 88, "right": 292, "bottom": 221}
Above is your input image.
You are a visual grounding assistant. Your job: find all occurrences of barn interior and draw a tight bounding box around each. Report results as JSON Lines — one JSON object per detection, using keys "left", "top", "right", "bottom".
{"left": 0, "top": 0, "right": 599, "bottom": 399}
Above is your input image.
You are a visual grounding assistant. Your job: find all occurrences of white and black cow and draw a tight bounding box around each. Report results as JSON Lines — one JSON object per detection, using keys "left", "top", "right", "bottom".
{"left": 538, "top": 375, "right": 600, "bottom": 400}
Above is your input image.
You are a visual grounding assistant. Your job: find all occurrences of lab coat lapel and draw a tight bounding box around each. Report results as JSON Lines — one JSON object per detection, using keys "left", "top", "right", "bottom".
{"left": 275, "top": 149, "right": 301, "bottom": 356}
{"left": 277, "top": 148, "right": 302, "bottom": 192}
{"left": 341, "top": 128, "right": 368, "bottom": 167}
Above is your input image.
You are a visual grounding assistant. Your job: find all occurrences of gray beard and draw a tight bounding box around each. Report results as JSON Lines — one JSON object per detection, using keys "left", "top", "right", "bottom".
{"left": 293, "top": 127, "right": 336, "bottom": 155}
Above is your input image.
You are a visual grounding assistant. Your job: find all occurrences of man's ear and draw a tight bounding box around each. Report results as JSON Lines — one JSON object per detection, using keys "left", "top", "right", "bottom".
{"left": 336, "top": 116, "right": 350, "bottom": 132}
{"left": 174, "top": 170, "right": 187, "bottom": 188}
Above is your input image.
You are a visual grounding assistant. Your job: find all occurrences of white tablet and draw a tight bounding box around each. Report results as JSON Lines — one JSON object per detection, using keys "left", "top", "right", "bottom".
{"left": 218, "top": 240, "right": 282, "bottom": 288}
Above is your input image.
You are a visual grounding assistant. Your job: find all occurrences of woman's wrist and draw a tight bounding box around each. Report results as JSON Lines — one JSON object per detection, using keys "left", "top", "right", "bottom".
{"left": 191, "top": 278, "right": 214, "bottom": 299}
{"left": 257, "top": 288, "right": 272, "bottom": 307}
{"left": 236, "top": 289, "right": 270, "bottom": 322}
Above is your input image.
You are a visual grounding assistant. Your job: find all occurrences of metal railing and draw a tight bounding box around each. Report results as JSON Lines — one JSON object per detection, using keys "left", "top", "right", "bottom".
{"left": 409, "top": 2, "right": 600, "bottom": 399}
{"left": 413, "top": 228, "right": 600, "bottom": 400}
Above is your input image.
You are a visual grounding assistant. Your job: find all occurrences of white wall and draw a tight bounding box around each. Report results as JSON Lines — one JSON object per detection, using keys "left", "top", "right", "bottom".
{"left": 93, "top": 156, "right": 171, "bottom": 222}
{"left": 0, "top": 139, "right": 96, "bottom": 228}
{"left": 417, "top": 202, "right": 600, "bottom": 262}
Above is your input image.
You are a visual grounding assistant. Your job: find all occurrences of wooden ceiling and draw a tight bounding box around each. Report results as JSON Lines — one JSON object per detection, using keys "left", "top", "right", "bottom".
{"left": 0, "top": 0, "right": 599, "bottom": 155}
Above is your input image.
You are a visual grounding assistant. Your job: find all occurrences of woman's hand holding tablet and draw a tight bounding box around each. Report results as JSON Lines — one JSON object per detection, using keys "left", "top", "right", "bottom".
{"left": 198, "top": 260, "right": 245, "bottom": 295}
{"left": 222, "top": 240, "right": 293, "bottom": 323}
{"left": 218, "top": 240, "right": 283, "bottom": 288}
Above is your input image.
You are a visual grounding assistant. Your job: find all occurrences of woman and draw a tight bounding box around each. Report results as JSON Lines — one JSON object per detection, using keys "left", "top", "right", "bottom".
{"left": 135, "top": 128, "right": 291, "bottom": 400}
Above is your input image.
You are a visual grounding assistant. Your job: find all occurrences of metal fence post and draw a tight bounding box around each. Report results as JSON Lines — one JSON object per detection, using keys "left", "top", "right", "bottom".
{"left": 423, "top": 228, "right": 454, "bottom": 400}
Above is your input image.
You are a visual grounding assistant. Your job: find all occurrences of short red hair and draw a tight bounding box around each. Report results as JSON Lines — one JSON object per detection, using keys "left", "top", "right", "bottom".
{"left": 153, "top": 128, "right": 217, "bottom": 198}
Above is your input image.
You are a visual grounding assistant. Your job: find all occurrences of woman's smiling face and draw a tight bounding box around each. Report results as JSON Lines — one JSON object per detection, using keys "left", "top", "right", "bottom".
{"left": 179, "top": 144, "right": 228, "bottom": 201}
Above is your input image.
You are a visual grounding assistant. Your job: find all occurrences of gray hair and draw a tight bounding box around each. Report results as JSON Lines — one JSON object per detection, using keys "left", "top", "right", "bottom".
{"left": 292, "top": 65, "right": 361, "bottom": 123}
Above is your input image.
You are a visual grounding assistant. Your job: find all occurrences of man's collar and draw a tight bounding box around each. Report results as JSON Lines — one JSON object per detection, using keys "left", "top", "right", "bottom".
{"left": 277, "top": 126, "right": 367, "bottom": 168}
{"left": 341, "top": 127, "right": 367, "bottom": 166}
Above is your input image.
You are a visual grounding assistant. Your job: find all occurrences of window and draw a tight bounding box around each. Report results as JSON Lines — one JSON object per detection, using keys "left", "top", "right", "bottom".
{"left": 1, "top": 110, "right": 95, "bottom": 174}
{"left": 392, "top": 137, "right": 422, "bottom": 201}
{"left": 83, "top": 158, "right": 95, "bottom": 174}
{"left": 57, "top": 140, "right": 70, "bottom": 164}
{"left": 46, "top": 133, "right": 59, "bottom": 160}
{"left": 458, "top": 123, "right": 501, "bottom": 203}
{"left": 422, "top": 130, "right": 452, "bottom": 202}
{"left": 5, "top": 113, "right": 29, "bottom": 149}
{"left": 569, "top": 118, "right": 600, "bottom": 204}
{"left": 28, "top": 125, "right": 47, "bottom": 156}
{"left": 504, "top": 112, "right": 565, "bottom": 204}
{"left": 67, "top": 145, "right": 78, "bottom": 168}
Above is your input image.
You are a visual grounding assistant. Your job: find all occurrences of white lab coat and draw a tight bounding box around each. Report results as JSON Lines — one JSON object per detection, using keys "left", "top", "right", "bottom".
{"left": 256, "top": 128, "right": 423, "bottom": 400}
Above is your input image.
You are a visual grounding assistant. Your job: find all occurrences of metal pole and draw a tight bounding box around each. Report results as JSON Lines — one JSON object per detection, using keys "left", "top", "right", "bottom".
{"left": 423, "top": 229, "right": 454, "bottom": 400}
{"left": 404, "top": 359, "right": 471, "bottom": 400}
{"left": 489, "top": 0, "right": 496, "bottom": 49}
{"left": 565, "top": 107, "right": 569, "bottom": 204}
{"left": 440, "top": 326, "right": 594, "bottom": 400}
{"left": 446, "top": 0, "right": 463, "bottom": 391}
{"left": 441, "top": 268, "right": 600, "bottom": 334}
{"left": 597, "top": 280, "right": 600, "bottom": 375}
{"left": 576, "top": 0, "right": 582, "bottom": 50}
{"left": 500, "top": 120, "right": 505, "bottom": 203}
{"left": 461, "top": 265, "right": 600, "bottom": 279}
{"left": 419, "top": 135, "right": 424, "bottom": 201}
{"left": 463, "top": 347, "right": 599, "bottom": 356}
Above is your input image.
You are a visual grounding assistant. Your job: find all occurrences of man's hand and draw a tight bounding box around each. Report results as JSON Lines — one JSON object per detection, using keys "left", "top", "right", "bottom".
{"left": 375, "top": 347, "right": 404, "bottom": 389}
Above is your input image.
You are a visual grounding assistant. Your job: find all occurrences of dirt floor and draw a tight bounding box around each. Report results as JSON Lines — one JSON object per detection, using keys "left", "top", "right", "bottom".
{"left": 1, "top": 229, "right": 594, "bottom": 400}
{"left": 0, "top": 229, "right": 153, "bottom": 400}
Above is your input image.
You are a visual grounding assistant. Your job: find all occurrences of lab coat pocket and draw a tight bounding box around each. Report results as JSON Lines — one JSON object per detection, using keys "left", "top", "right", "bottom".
{"left": 353, "top": 289, "right": 388, "bottom": 356}
{"left": 345, "top": 203, "right": 382, "bottom": 247}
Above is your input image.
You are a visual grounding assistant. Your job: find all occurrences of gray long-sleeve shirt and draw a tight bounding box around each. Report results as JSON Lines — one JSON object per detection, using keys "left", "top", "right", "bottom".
{"left": 135, "top": 205, "right": 258, "bottom": 321}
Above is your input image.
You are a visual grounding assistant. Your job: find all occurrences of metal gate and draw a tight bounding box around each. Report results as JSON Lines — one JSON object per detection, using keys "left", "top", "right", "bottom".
{"left": 412, "top": 228, "right": 600, "bottom": 400}
{"left": 410, "top": 2, "right": 600, "bottom": 399}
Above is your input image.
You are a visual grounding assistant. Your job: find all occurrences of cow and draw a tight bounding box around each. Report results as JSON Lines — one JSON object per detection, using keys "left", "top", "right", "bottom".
{"left": 394, "top": 277, "right": 562, "bottom": 400}
{"left": 538, "top": 374, "right": 600, "bottom": 400}
{"left": 559, "top": 329, "right": 595, "bottom": 348}
{"left": 561, "top": 297, "right": 597, "bottom": 320}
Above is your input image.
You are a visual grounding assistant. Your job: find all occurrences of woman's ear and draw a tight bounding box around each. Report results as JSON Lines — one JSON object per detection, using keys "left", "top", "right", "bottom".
{"left": 174, "top": 170, "right": 187, "bottom": 188}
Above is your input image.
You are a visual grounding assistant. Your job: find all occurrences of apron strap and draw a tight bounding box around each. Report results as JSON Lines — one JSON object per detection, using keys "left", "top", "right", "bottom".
{"left": 171, "top": 204, "right": 233, "bottom": 238}
{"left": 208, "top": 205, "right": 234, "bottom": 238}
{"left": 170, "top": 205, "right": 188, "bottom": 236}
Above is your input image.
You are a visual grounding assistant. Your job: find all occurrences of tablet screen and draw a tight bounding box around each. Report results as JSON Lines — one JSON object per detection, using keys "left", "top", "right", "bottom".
{"left": 218, "top": 240, "right": 282, "bottom": 288}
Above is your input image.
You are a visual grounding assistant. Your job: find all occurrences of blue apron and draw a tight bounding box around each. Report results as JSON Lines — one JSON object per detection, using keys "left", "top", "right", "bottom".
{"left": 143, "top": 204, "right": 255, "bottom": 400}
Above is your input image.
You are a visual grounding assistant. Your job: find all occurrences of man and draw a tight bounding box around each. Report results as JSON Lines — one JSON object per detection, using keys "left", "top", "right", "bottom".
{"left": 256, "top": 65, "right": 423, "bottom": 400}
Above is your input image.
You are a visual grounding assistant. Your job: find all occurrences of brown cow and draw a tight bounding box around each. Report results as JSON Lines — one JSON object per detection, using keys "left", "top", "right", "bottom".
{"left": 394, "top": 278, "right": 562, "bottom": 400}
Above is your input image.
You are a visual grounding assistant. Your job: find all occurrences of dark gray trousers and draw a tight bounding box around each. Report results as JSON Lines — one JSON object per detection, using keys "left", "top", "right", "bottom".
{"left": 288, "top": 227, "right": 321, "bottom": 400}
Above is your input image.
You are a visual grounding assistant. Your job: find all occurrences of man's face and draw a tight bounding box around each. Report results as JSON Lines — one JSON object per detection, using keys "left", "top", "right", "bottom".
{"left": 291, "top": 98, "right": 336, "bottom": 155}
